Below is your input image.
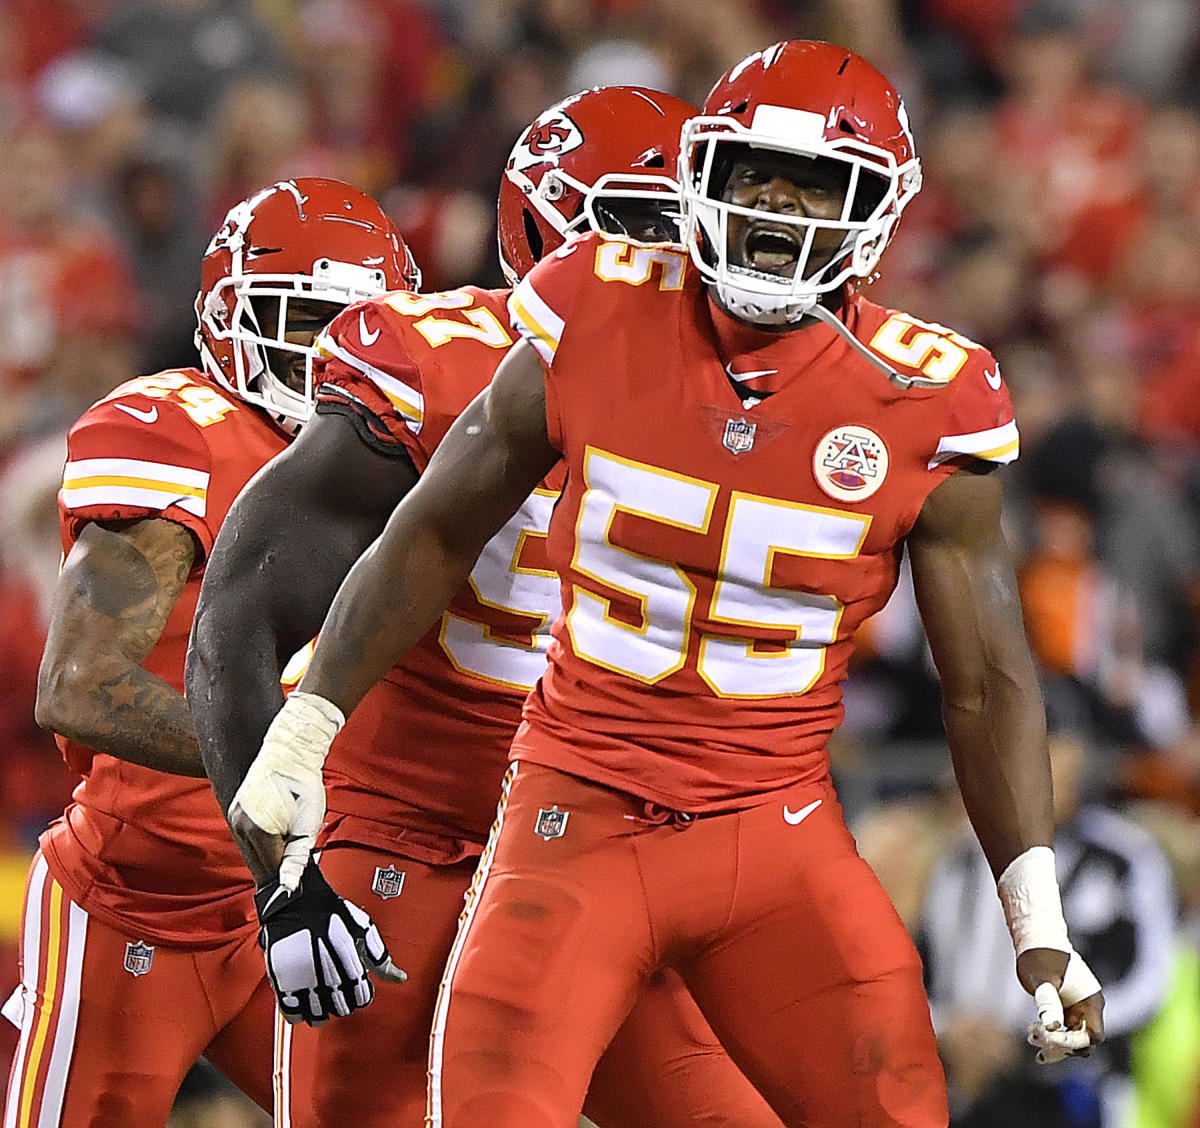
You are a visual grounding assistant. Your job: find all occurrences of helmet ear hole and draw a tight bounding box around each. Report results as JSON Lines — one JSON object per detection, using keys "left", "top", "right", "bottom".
{"left": 523, "top": 209, "right": 544, "bottom": 262}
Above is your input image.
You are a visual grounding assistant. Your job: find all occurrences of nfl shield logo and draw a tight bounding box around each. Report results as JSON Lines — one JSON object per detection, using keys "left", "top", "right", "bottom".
{"left": 534, "top": 806, "right": 569, "bottom": 841}
{"left": 371, "top": 865, "right": 406, "bottom": 900}
{"left": 722, "top": 418, "right": 756, "bottom": 455}
{"left": 123, "top": 940, "right": 154, "bottom": 977}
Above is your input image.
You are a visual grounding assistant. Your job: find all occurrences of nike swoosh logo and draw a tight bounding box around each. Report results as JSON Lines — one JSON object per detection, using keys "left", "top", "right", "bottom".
{"left": 782, "top": 799, "right": 822, "bottom": 826}
{"left": 359, "top": 311, "right": 381, "bottom": 347}
{"left": 259, "top": 884, "right": 292, "bottom": 916}
{"left": 115, "top": 403, "right": 159, "bottom": 424}
{"left": 725, "top": 363, "right": 778, "bottom": 382}
{"left": 984, "top": 367, "right": 1002, "bottom": 390}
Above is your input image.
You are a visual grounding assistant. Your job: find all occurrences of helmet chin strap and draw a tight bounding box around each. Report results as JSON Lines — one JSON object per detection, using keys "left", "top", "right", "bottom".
{"left": 716, "top": 273, "right": 820, "bottom": 326}
{"left": 804, "top": 301, "right": 915, "bottom": 389}
{"left": 714, "top": 273, "right": 923, "bottom": 391}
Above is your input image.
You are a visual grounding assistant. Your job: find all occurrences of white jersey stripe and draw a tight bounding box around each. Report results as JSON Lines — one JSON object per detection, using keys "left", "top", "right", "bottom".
{"left": 61, "top": 484, "right": 206, "bottom": 518}
{"left": 37, "top": 896, "right": 86, "bottom": 1128}
{"left": 316, "top": 334, "right": 425, "bottom": 433}
{"left": 3, "top": 855, "right": 46, "bottom": 1128}
{"left": 63, "top": 458, "right": 209, "bottom": 490}
{"left": 508, "top": 280, "right": 563, "bottom": 366}
{"left": 427, "top": 763, "right": 518, "bottom": 1128}
{"left": 928, "top": 420, "right": 1020, "bottom": 469}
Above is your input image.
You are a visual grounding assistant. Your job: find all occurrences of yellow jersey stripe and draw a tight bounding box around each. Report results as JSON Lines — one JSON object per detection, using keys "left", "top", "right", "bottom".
{"left": 509, "top": 290, "right": 558, "bottom": 359}
{"left": 970, "top": 438, "right": 1020, "bottom": 462}
{"left": 318, "top": 334, "right": 425, "bottom": 426}
{"left": 376, "top": 386, "right": 425, "bottom": 424}
{"left": 928, "top": 420, "right": 1020, "bottom": 469}
{"left": 64, "top": 456, "right": 209, "bottom": 489}
{"left": 64, "top": 474, "right": 207, "bottom": 499}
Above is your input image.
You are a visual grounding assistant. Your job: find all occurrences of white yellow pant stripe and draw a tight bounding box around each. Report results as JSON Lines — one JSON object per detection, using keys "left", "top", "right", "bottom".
{"left": 426, "top": 763, "right": 517, "bottom": 1128}
{"left": 273, "top": 1008, "right": 293, "bottom": 1127}
{"left": 3, "top": 853, "right": 87, "bottom": 1128}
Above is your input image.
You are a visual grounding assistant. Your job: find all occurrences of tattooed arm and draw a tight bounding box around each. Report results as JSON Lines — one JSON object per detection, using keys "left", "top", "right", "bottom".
{"left": 36, "top": 518, "right": 204, "bottom": 776}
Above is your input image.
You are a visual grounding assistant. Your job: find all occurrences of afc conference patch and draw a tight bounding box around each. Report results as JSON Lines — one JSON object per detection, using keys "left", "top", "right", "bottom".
{"left": 372, "top": 865, "right": 406, "bottom": 900}
{"left": 813, "top": 424, "right": 889, "bottom": 502}
{"left": 123, "top": 940, "right": 155, "bottom": 977}
{"left": 535, "top": 805, "right": 570, "bottom": 841}
{"left": 722, "top": 417, "right": 757, "bottom": 455}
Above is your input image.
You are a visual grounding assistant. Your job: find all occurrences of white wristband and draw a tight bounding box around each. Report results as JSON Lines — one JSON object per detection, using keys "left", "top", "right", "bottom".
{"left": 263, "top": 691, "right": 346, "bottom": 774}
{"left": 1059, "top": 950, "right": 1103, "bottom": 1007}
{"left": 997, "top": 846, "right": 1071, "bottom": 956}
{"left": 232, "top": 691, "right": 345, "bottom": 837}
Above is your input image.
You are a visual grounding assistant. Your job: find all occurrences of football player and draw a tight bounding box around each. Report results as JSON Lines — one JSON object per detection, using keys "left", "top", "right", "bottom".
{"left": 232, "top": 43, "right": 1109, "bottom": 1128}
{"left": 188, "top": 87, "right": 781, "bottom": 1128}
{"left": 3, "top": 178, "right": 416, "bottom": 1128}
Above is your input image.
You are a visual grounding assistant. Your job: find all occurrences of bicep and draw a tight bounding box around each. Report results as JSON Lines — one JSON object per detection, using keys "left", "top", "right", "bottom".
{"left": 44, "top": 518, "right": 196, "bottom": 666}
{"left": 402, "top": 338, "right": 559, "bottom": 555}
{"left": 284, "top": 407, "right": 423, "bottom": 520}
{"left": 907, "top": 467, "right": 1035, "bottom": 700}
{"left": 198, "top": 410, "right": 421, "bottom": 655}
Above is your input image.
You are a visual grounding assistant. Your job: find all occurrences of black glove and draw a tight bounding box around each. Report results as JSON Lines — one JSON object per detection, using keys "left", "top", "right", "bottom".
{"left": 254, "top": 859, "right": 406, "bottom": 1026}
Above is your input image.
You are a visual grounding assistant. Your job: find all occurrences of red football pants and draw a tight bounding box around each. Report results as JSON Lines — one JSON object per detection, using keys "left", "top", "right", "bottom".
{"left": 430, "top": 761, "right": 949, "bottom": 1128}
{"left": 3, "top": 852, "right": 274, "bottom": 1128}
{"left": 278, "top": 843, "right": 780, "bottom": 1128}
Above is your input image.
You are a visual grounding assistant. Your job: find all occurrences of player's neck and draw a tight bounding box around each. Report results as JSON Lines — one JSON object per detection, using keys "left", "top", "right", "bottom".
{"left": 704, "top": 289, "right": 846, "bottom": 356}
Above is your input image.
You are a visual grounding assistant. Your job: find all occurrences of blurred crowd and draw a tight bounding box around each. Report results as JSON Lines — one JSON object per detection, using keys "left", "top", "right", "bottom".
{"left": 2, "top": 0, "right": 1200, "bottom": 1125}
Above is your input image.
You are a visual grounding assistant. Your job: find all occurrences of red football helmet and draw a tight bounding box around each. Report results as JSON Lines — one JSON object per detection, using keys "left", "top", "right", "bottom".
{"left": 680, "top": 41, "right": 922, "bottom": 325}
{"left": 498, "top": 85, "right": 695, "bottom": 284}
{"left": 196, "top": 177, "right": 420, "bottom": 427}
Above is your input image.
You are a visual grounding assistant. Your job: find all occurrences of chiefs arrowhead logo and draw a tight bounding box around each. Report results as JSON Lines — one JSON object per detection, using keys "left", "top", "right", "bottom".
{"left": 508, "top": 110, "right": 584, "bottom": 172}
{"left": 526, "top": 122, "right": 572, "bottom": 156}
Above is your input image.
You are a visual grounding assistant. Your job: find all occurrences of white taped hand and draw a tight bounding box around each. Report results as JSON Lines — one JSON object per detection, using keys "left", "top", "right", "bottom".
{"left": 230, "top": 692, "right": 345, "bottom": 892}
{"left": 1027, "top": 952, "right": 1102, "bottom": 1065}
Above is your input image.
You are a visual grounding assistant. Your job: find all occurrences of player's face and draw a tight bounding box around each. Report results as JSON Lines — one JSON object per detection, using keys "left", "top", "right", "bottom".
{"left": 255, "top": 296, "right": 342, "bottom": 392}
{"left": 591, "top": 197, "right": 682, "bottom": 244}
{"left": 721, "top": 152, "right": 849, "bottom": 278}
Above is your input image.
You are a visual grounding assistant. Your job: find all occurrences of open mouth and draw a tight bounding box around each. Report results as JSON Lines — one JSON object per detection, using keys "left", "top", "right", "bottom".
{"left": 742, "top": 224, "right": 802, "bottom": 275}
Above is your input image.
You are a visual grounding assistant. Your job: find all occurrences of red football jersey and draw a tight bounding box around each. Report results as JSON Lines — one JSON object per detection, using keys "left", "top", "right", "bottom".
{"left": 41, "top": 367, "right": 289, "bottom": 946}
{"left": 507, "top": 234, "right": 1018, "bottom": 810}
{"left": 312, "top": 287, "right": 563, "bottom": 859}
